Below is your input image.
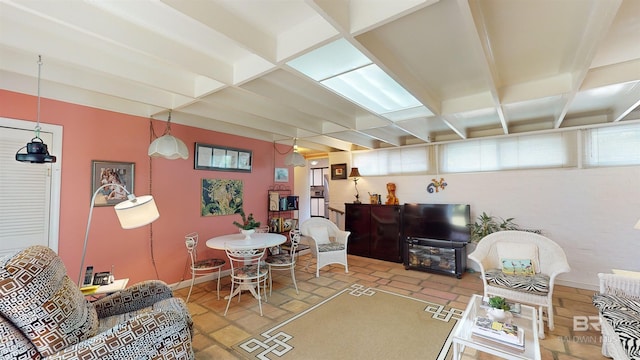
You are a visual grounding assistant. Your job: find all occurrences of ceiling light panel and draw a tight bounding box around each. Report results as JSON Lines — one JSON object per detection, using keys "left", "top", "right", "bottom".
{"left": 287, "top": 38, "right": 426, "bottom": 121}
{"left": 287, "top": 39, "right": 370, "bottom": 81}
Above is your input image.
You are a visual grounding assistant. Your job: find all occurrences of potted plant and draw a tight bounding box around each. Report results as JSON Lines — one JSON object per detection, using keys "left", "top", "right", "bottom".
{"left": 233, "top": 210, "right": 261, "bottom": 239}
{"left": 468, "top": 212, "right": 519, "bottom": 243}
{"left": 486, "top": 296, "right": 512, "bottom": 322}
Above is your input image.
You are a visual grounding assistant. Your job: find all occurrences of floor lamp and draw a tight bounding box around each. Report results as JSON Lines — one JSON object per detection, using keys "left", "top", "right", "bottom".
{"left": 78, "top": 183, "right": 160, "bottom": 287}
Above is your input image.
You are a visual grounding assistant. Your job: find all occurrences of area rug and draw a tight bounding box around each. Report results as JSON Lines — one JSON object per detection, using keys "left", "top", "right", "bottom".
{"left": 233, "top": 283, "right": 464, "bottom": 360}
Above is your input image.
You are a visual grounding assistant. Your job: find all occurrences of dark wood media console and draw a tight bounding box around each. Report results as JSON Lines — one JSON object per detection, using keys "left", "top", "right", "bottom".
{"left": 345, "top": 203, "right": 470, "bottom": 278}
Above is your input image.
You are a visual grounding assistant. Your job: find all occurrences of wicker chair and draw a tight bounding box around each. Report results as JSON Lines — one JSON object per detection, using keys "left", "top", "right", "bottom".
{"left": 593, "top": 273, "right": 640, "bottom": 360}
{"left": 468, "top": 230, "right": 570, "bottom": 339}
{"left": 300, "top": 217, "right": 350, "bottom": 277}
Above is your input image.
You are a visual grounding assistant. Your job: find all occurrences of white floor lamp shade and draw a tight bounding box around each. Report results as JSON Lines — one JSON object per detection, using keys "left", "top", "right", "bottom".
{"left": 114, "top": 195, "right": 160, "bottom": 229}
{"left": 78, "top": 183, "right": 159, "bottom": 286}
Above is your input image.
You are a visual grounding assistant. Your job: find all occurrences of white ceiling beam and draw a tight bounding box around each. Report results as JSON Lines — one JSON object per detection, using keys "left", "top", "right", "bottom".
{"left": 179, "top": 102, "right": 299, "bottom": 139}
{"left": 612, "top": 82, "right": 640, "bottom": 122}
{"left": 552, "top": 0, "right": 623, "bottom": 129}
{"left": 160, "top": 0, "right": 277, "bottom": 64}
{"left": 326, "top": 130, "right": 379, "bottom": 149}
{"left": 360, "top": 127, "right": 404, "bottom": 147}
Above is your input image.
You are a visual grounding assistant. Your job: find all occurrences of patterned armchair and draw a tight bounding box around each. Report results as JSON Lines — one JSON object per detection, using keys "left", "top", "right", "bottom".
{"left": 0, "top": 245, "right": 194, "bottom": 359}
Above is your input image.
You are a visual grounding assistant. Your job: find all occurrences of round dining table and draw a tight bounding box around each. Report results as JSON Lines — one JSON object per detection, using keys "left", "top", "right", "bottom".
{"left": 206, "top": 232, "right": 287, "bottom": 250}
{"left": 206, "top": 232, "right": 287, "bottom": 301}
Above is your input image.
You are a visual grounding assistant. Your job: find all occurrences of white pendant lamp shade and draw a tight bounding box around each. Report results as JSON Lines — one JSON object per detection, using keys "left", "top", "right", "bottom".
{"left": 148, "top": 134, "right": 189, "bottom": 159}
{"left": 285, "top": 151, "right": 306, "bottom": 167}
{"left": 114, "top": 195, "right": 160, "bottom": 229}
{"left": 284, "top": 138, "right": 306, "bottom": 167}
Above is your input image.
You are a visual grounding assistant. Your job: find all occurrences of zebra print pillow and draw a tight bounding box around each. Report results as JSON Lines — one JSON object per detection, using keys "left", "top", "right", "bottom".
{"left": 485, "top": 269, "right": 550, "bottom": 294}
{"left": 593, "top": 293, "right": 640, "bottom": 359}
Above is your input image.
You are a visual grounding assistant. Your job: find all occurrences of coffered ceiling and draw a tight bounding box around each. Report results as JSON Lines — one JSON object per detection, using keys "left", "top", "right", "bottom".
{"left": 1, "top": 0, "right": 639, "bottom": 156}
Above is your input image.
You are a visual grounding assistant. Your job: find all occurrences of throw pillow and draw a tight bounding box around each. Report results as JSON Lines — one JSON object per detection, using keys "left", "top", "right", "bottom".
{"left": 501, "top": 258, "right": 535, "bottom": 276}
{"left": 496, "top": 242, "right": 540, "bottom": 273}
{"left": 308, "top": 226, "right": 331, "bottom": 244}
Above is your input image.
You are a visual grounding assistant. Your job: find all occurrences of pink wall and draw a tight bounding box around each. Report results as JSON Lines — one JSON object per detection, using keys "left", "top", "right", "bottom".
{"left": 1, "top": 90, "right": 295, "bottom": 285}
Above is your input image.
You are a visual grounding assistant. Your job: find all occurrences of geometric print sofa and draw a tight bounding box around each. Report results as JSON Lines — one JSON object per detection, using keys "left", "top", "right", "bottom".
{"left": 0, "top": 245, "right": 194, "bottom": 359}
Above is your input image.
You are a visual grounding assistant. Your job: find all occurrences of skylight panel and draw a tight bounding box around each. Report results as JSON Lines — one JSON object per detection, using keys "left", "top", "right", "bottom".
{"left": 287, "top": 39, "right": 370, "bottom": 81}
{"left": 287, "top": 38, "right": 428, "bottom": 119}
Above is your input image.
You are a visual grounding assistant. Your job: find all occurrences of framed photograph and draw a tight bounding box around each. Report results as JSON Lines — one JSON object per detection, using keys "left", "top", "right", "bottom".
{"left": 331, "top": 163, "right": 347, "bottom": 180}
{"left": 194, "top": 142, "right": 252, "bottom": 172}
{"left": 283, "top": 218, "right": 298, "bottom": 231}
{"left": 91, "top": 161, "right": 134, "bottom": 207}
{"left": 275, "top": 167, "right": 289, "bottom": 182}
{"left": 269, "top": 217, "right": 282, "bottom": 233}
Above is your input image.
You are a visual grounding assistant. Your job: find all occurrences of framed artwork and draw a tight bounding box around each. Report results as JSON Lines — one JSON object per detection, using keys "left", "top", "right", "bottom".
{"left": 275, "top": 167, "right": 289, "bottom": 182}
{"left": 194, "top": 142, "right": 252, "bottom": 172}
{"left": 91, "top": 160, "right": 134, "bottom": 207}
{"left": 331, "top": 163, "right": 347, "bottom": 180}
{"left": 283, "top": 218, "right": 298, "bottom": 231}
{"left": 201, "top": 178, "right": 243, "bottom": 216}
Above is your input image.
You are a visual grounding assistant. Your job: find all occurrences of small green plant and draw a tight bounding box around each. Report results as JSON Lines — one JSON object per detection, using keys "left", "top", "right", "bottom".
{"left": 233, "top": 210, "right": 261, "bottom": 230}
{"left": 468, "top": 212, "right": 519, "bottom": 243}
{"left": 488, "top": 296, "right": 511, "bottom": 311}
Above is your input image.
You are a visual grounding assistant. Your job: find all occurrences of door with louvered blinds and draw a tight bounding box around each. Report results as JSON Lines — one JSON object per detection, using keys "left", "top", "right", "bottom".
{"left": 0, "top": 119, "right": 60, "bottom": 256}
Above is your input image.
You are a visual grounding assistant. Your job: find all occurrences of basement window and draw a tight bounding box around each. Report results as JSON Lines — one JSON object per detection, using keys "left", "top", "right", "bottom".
{"left": 440, "top": 132, "right": 577, "bottom": 173}
{"left": 583, "top": 123, "right": 640, "bottom": 167}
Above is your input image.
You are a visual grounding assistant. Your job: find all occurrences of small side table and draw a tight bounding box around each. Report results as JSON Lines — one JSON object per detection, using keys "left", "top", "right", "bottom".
{"left": 84, "top": 278, "right": 129, "bottom": 300}
{"left": 94, "top": 278, "right": 129, "bottom": 295}
{"left": 451, "top": 294, "right": 540, "bottom": 360}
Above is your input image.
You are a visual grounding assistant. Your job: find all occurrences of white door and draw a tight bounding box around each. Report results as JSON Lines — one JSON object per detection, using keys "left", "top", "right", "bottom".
{"left": 0, "top": 118, "right": 61, "bottom": 256}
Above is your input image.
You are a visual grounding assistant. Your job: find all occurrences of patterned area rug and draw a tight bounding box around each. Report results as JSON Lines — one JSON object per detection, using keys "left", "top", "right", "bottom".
{"left": 233, "top": 284, "right": 463, "bottom": 359}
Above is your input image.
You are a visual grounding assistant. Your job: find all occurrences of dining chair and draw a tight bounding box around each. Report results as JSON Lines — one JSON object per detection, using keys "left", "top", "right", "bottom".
{"left": 224, "top": 244, "right": 269, "bottom": 316}
{"left": 265, "top": 229, "right": 301, "bottom": 296}
{"left": 185, "top": 232, "right": 226, "bottom": 302}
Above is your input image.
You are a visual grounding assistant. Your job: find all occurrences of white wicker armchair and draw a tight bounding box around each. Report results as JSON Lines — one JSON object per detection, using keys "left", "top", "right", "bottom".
{"left": 594, "top": 273, "right": 640, "bottom": 360}
{"left": 468, "top": 230, "right": 570, "bottom": 339}
{"left": 300, "top": 218, "right": 350, "bottom": 277}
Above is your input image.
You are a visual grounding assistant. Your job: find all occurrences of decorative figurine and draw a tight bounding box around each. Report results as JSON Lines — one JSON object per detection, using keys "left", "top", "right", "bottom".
{"left": 427, "top": 177, "right": 447, "bottom": 193}
{"left": 385, "top": 183, "right": 399, "bottom": 205}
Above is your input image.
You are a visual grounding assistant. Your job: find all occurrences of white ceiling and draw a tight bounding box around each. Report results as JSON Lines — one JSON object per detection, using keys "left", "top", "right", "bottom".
{"left": 1, "top": 0, "right": 639, "bottom": 156}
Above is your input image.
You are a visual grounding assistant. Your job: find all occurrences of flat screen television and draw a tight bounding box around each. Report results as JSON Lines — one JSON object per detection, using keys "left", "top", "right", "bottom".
{"left": 402, "top": 203, "right": 471, "bottom": 242}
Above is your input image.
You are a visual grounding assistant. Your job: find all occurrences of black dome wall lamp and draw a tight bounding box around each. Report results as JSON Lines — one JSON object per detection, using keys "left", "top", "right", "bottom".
{"left": 15, "top": 55, "right": 57, "bottom": 164}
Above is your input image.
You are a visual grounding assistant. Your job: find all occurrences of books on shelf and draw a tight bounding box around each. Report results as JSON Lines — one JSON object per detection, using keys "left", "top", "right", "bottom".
{"left": 471, "top": 317, "right": 525, "bottom": 350}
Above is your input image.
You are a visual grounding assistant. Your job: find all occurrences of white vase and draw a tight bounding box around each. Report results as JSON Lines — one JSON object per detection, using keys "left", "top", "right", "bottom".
{"left": 240, "top": 229, "right": 255, "bottom": 240}
{"left": 487, "top": 308, "right": 513, "bottom": 323}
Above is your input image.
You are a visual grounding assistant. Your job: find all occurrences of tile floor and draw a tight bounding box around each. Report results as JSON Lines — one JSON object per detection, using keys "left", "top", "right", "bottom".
{"left": 174, "top": 253, "right": 606, "bottom": 360}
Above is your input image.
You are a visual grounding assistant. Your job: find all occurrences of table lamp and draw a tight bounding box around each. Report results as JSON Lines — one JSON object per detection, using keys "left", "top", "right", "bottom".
{"left": 78, "top": 183, "right": 160, "bottom": 286}
{"left": 349, "top": 167, "right": 362, "bottom": 204}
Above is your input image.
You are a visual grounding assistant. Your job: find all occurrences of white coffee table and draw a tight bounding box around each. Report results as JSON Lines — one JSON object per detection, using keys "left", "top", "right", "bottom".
{"left": 451, "top": 294, "right": 540, "bottom": 360}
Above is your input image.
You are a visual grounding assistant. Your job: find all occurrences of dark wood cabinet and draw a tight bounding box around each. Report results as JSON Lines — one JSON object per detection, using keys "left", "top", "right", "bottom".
{"left": 345, "top": 204, "right": 402, "bottom": 263}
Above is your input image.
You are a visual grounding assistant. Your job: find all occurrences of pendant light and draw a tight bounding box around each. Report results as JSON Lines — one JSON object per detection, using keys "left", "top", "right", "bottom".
{"left": 15, "top": 55, "right": 57, "bottom": 163}
{"left": 148, "top": 110, "right": 189, "bottom": 160}
{"left": 284, "top": 138, "right": 306, "bottom": 167}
